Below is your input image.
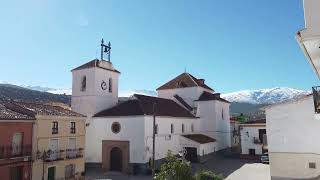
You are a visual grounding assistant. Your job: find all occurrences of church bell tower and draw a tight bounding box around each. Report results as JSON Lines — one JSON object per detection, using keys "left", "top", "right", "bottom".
{"left": 71, "top": 39, "right": 120, "bottom": 117}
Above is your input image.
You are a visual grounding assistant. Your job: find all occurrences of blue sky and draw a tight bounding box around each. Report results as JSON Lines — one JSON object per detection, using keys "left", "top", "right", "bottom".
{"left": 0, "top": 0, "right": 318, "bottom": 93}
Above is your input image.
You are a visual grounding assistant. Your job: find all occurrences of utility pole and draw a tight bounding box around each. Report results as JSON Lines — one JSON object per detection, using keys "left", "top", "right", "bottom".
{"left": 152, "top": 103, "right": 156, "bottom": 179}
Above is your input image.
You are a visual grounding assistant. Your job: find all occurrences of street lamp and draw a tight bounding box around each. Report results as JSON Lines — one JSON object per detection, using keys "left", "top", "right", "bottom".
{"left": 37, "top": 150, "right": 51, "bottom": 180}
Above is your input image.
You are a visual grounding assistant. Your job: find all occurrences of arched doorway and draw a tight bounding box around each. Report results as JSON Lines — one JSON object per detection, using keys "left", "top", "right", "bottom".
{"left": 110, "top": 147, "right": 122, "bottom": 171}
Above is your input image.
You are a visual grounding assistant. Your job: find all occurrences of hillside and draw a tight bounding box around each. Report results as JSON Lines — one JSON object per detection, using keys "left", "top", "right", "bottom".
{"left": 0, "top": 84, "right": 71, "bottom": 105}
{"left": 0, "top": 84, "right": 310, "bottom": 118}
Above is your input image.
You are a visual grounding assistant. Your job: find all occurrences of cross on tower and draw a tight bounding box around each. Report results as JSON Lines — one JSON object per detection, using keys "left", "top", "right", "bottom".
{"left": 100, "top": 38, "right": 111, "bottom": 62}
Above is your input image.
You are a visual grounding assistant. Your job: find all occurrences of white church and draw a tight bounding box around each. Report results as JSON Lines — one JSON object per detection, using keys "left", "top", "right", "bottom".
{"left": 70, "top": 41, "right": 231, "bottom": 174}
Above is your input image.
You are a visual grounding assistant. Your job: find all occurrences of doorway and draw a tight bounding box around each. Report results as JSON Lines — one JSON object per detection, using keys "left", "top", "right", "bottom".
{"left": 110, "top": 147, "right": 122, "bottom": 171}
{"left": 184, "top": 147, "right": 198, "bottom": 163}
{"left": 10, "top": 166, "right": 23, "bottom": 180}
{"left": 48, "top": 167, "right": 56, "bottom": 180}
{"left": 249, "top": 149, "right": 256, "bottom": 155}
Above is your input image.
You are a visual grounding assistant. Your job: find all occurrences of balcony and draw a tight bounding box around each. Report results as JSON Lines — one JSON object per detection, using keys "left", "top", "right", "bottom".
{"left": 37, "top": 148, "right": 84, "bottom": 162}
{"left": 41, "top": 150, "right": 65, "bottom": 162}
{"left": 0, "top": 145, "right": 32, "bottom": 159}
{"left": 52, "top": 128, "right": 58, "bottom": 134}
{"left": 70, "top": 128, "right": 76, "bottom": 134}
{"left": 313, "top": 86, "right": 320, "bottom": 113}
{"left": 66, "top": 148, "right": 84, "bottom": 159}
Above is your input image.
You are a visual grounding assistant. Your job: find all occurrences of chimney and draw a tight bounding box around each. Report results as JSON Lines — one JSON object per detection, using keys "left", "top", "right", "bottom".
{"left": 198, "top": 79, "right": 205, "bottom": 85}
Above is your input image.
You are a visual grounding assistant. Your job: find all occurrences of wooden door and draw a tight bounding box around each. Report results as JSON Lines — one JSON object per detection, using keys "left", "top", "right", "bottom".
{"left": 48, "top": 167, "right": 56, "bottom": 180}
{"left": 12, "top": 133, "right": 23, "bottom": 156}
{"left": 110, "top": 147, "right": 122, "bottom": 171}
{"left": 49, "top": 139, "right": 58, "bottom": 160}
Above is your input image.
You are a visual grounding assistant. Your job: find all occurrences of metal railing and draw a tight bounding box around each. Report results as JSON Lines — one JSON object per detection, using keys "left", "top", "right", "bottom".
{"left": 37, "top": 148, "right": 84, "bottom": 162}
{"left": 312, "top": 86, "right": 320, "bottom": 113}
{"left": 66, "top": 148, "right": 84, "bottom": 159}
{"left": 44, "top": 150, "right": 65, "bottom": 162}
{"left": 0, "top": 145, "right": 32, "bottom": 159}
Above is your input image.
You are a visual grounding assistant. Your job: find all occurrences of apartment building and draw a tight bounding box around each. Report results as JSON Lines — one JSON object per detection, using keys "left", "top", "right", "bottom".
{"left": 5, "top": 102, "right": 86, "bottom": 180}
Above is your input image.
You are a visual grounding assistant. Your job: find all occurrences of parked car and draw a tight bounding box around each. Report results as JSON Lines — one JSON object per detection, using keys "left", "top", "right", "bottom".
{"left": 261, "top": 153, "right": 269, "bottom": 164}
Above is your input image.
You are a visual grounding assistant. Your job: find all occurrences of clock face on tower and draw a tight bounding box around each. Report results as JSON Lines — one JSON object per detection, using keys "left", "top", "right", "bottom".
{"left": 101, "top": 80, "right": 107, "bottom": 90}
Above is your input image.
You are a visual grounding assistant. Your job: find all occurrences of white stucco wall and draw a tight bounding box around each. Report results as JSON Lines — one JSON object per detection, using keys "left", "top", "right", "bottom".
{"left": 196, "top": 100, "right": 231, "bottom": 150}
{"left": 266, "top": 95, "right": 320, "bottom": 179}
{"left": 85, "top": 116, "right": 145, "bottom": 163}
{"left": 179, "top": 136, "right": 217, "bottom": 156}
{"left": 144, "top": 116, "right": 198, "bottom": 161}
{"left": 240, "top": 125, "right": 265, "bottom": 155}
{"left": 71, "top": 67, "right": 119, "bottom": 117}
{"left": 304, "top": 0, "right": 320, "bottom": 33}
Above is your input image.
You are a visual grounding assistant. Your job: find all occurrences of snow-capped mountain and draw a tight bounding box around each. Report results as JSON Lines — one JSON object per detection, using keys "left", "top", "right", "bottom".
{"left": 0, "top": 82, "right": 310, "bottom": 105}
{"left": 221, "top": 87, "right": 310, "bottom": 104}
{"left": 119, "top": 90, "right": 157, "bottom": 97}
{"left": 20, "top": 85, "right": 72, "bottom": 95}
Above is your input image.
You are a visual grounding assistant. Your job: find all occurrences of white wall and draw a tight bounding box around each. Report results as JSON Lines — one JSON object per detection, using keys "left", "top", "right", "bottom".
{"left": 266, "top": 95, "right": 320, "bottom": 179}
{"left": 304, "top": 0, "right": 320, "bottom": 33}
{"left": 157, "top": 87, "right": 212, "bottom": 108}
{"left": 144, "top": 116, "right": 198, "bottom": 161}
{"left": 240, "top": 125, "right": 265, "bottom": 155}
{"left": 85, "top": 116, "right": 145, "bottom": 163}
{"left": 196, "top": 100, "right": 231, "bottom": 150}
{"left": 71, "top": 65, "right": 119, "bottom": 117}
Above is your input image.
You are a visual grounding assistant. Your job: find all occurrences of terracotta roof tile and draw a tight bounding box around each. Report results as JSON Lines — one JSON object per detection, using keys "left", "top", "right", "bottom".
{"left": 71, "top": 59, "right": 120, "bottom": 73}
{"left": 5, "top": 102, "right": 85, "bottom": 117}
{"left": 196, "top": 91, "right": 230, "bottom": 103}
{"left": 182, "top": 134, "right": 216, "bottom": 144}
{"left": 94, "top": 94, "right": 196, "bottom": 118}
{"left": 240, "top": 119, "right": 266, "bottom": 124}
{"left": 0, "top": 103, "right": 35, "bottom": 120}
{"left": 156, "top": 73, "right": 214, "bottom": 91}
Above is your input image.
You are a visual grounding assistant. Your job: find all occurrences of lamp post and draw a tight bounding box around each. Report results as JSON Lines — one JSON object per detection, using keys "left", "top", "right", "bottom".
{"left": 152, "top": 103, "right": 156, "bottom": 179}
{"left": 37, "top": 150, "right": 50, "bottom": 180}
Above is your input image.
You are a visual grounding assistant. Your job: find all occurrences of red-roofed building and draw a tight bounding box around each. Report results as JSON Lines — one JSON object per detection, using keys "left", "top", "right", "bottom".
{"left": 0, "top": 103, "right": 35, "bottom": 180}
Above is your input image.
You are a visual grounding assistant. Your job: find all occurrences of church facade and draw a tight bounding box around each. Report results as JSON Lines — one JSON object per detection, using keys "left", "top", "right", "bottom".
{"left": 71, "top": 57, "right": 231, "bottom": 174}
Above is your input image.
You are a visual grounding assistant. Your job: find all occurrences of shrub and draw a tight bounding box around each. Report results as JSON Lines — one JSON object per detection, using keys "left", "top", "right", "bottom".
{"left": 155, "top": 151, "right": 194, "bottom": 180}
{"left": 194, "top": 170, "right": 224, "bottom": 180}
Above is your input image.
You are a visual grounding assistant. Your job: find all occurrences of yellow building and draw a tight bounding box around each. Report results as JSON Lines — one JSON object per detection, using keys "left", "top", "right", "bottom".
{"left": 7, "top": 102, "right": 86, "bottom": 180}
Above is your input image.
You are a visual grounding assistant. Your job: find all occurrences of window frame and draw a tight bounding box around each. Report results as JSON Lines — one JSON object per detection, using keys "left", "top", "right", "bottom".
{"left": 182, "top": 124, "right": 185, "bottom": 133}
{"left": 171, "top": 124, "right": 174, "bottom": 134}
{"left": 155, "top": 124, "right": 158, "bottom": 134}
{"left": 70, "top": 122, "right": 76, "bottom": 134}
{"left": 52, "top": 121, "right": 58, "bottom": 134}
{"left": 108, "top": 78, "right": 112, "bottom": 93}
{"left": 81, "top": 76, "right": 86, "bottom": 92}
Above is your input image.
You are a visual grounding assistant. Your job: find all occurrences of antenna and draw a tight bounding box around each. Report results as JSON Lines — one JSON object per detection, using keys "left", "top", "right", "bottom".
{"left": 100, "top": 38, "right": 111, "bottom": 62}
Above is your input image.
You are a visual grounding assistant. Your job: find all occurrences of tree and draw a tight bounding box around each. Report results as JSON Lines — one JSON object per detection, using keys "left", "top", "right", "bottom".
{"left": 194, "top": 170, "right": 224, "bottom": 180}
{"left": 155, "top": 151, "right": 194, "bottom": 180}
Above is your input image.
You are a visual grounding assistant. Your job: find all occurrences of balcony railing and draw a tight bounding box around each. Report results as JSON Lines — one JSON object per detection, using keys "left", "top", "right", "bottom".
{"left": 44, "top": 150, "right": 65, "bottom": 162}
{"left": 37, "top": 148, "right": 84, "bottom": 162}
{"left": 70, "top": 128, "right": 76, "bottom": 134}
{"left": 66, "top": 148, "right": 84, "bottom": 159}
{"left": 0, "top": 145, "right": 32, "bottom": 159}
{"left": 312, "top": 86, "right": 320, "bottom": 113}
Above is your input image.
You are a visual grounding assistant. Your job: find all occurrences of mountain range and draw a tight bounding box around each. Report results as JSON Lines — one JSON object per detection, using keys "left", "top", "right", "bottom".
{"left": 0, "top": 83, "right": 310, "bottom": 116}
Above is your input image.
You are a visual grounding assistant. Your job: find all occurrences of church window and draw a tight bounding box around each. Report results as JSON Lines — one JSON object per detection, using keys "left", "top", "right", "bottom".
{"left": 182, "top": 124, "right": 185, "bottom": 133}
{"left": 191, "top": 123, "right": 194, "bottom": 132}
{"left": 155, "top": 124, "right": 158, "bottom": 134}
{"left": 171, "top": 124, "right": 174, "bottom": 134}
{"left": 222, "top": 109, "right": 224, "bottom": 120}
{"left": 81, "top": 76, "right": 86, "bottom": 92}
{"left": 108, "top": 78, "right": 112, "bottom": 92}
{"left": 111, "top": 122, "right": 121, "bottom": 134}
